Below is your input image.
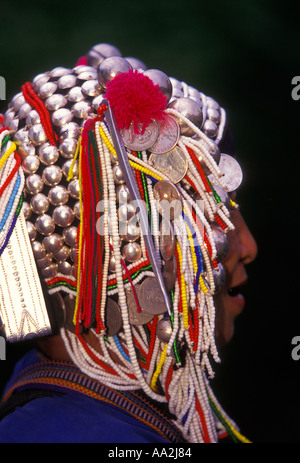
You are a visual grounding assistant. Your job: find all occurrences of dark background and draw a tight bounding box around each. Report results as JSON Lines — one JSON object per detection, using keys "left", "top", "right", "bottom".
{"left": 0, "top": 0, "right": 299, "bottom": 443}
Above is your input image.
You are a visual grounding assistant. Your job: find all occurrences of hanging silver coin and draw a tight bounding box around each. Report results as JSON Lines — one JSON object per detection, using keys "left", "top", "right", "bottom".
{"left": 126, "top": 285, "right": 154, "bottom": 326}
{"left": 149, "top": 146, "right": 187, "bottom": 184}
{"left": 105, "top": 298, "right": 123, "bottom": 336}
{"left": 162, "top": 256, "right": 177, "bottom": 292}
{"left": 148, "top": 114, "right": 180, "bottom": 154}
{"left": 213, "top": 153, "right": 243, "bottom": 192}
{"left": 139, "top": 277, "right": 169, "bottom": 315}
{"left": 159, "top": 220, "right": 175, "bottom": 261}
{"left": 153, "top": 180, "right": 182, "bottom": 221}
{"left": 121, "top": 119, "right": 159, "bottom": 151}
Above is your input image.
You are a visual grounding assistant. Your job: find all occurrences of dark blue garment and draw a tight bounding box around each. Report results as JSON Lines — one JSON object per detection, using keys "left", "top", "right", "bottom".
{"left": 0, "top": 350, "right": 170, "bottom": 443}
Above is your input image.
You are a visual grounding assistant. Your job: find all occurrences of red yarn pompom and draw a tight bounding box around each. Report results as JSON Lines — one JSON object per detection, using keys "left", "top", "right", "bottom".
{"left": 105, "top": 69, "right": 167, "bottom": 134}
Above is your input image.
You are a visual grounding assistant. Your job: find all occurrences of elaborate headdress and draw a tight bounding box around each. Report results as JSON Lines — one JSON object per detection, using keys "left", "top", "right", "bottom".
{"left": 0, "top": 43, "right": 247, "bottom": 442}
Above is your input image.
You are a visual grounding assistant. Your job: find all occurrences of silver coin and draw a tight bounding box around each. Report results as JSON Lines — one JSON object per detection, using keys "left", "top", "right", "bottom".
{"left": 162, "top": 256, "right": 177, "bottom": 292}
{"left": 149, "top": 114, "right": 179, "bottom": 154}
{"left": 105, "top": 297, "right": 123, "bottom": 336}
{"left": 121, "top": 120, "right": 159, "bottom": 151}
{"left": 139, "top": 277, "right": 169, "bottom": 315}
{"left": 149, "top": 146, "right": 187, "bottom": 184}
{"left": 126, "top": 285, "right": 154, "bottom": 325}
{"left": 153, "top": 180, "right": 182, "bottom": 221}
{"left": 209, "top": 154, "right": 243, "bottom": 193}
{"left": 159, "top": 220, "right": 175, "bottom": 261}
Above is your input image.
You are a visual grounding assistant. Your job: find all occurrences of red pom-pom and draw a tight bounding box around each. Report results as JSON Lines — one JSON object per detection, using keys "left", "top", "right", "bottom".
{"left": 105, "top": 69, "right": 167, "bottom": 134}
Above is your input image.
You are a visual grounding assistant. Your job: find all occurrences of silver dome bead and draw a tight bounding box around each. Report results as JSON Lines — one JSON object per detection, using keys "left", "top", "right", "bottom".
{"left": 77, "top": 69, "right": 98, "bottom": 81}
{"left": 118, "top": 204, "right": 136, "bottom": 223}
{"left": 38, "top": 82, "right": 57, "bottom": 99}
{"left": 52, "top": 108, "right": 74, "bottom": 127}
{"left": 91, "top": 94, "right": 105, "bottom": 110}
{"left": 14, "top": 128, "right": 29, "bottom": 144}
{"left": 53, "top": 205, "right": 74, "bottom": 227}
{"left": 25, "top": 110, "right": 41, "bottom": 127}
{"left": 11, "top": 93, "right": 25, "bottom": 111}
{"left": 206, "top": 97, "right": 220, "bottom": 110}
{"left": 122, "top": 242, "right": 142, "bottom": 263}
{"left": 87, "top": 49, "right": 105, "bottom": 68}
{"left": 48, "top": 185, "right": 69, "bottom": 206}
{"left": 72, "top": 100, "right": 91, "bottom": 119}
{"left": 116, "top": 184, "right": 131, "bottom": 204}
{"left": 63, "top": 226, "right": 78, "bottom": 246}
{"left": 22, "top": 155, "right": 40, "bottom": 174}
{"left": 120, "top": 221, "right": 140, "bottom": 242}
{"left": 53, "top": 245, "right": 70, "bottom": 262}
{"left": 50, "top": 67, "right": 71, "bottom": 78}
{"left": 109, "top": 254, "right": 116, "bottom": 272}
{"left": 28, "top": 123, "right": 47, "bottom": 146}
{"left": 57, "top": 74, "right": 77, "bottom": 90}
{"left": 62, "top": 159, "right": 79, "bottom": 178}
{"left": 39, "top": 143, "right": 60, "bottom": 165}
{"left": 32, "top": 241, "right": 46, "bottom": 260}
{"left": 59, "top": 122, "right": 81, "bottom": 141}
{"left": 30, "top": 193, "right": 50, "bottom": 215}
{"left": 92, "top": 43, "right": 122, "bottom": 58}
{"left": 4, "top": 109, "right": 16, "bottom": 128}
{"left": 22, "top": 201, "right": 32, "bottom": 220}
{"left": 203, "top": 119, "right": 218, "bottom": 138}
{"left": 67, "top": 86, "right": 85, "bottom": 103}
{"left": 67, "top": 179, "right": 79, "bottom": 199}
{"left": 74, "top": 65, "right": 95, "bottom": 74}
{"left": 156, "top": 317, "right": 173, "bottom": 343}
{"left": 207, "top": 107, "right": 221, "bottom": 124}
{"left": 113, "top": 164, "right": 125, "bottom": 184}
{"left": 32, "top": 73, "right": 50, "bottom": 90}
{"left": 143, "top": 69, "right": 172, "bottom": 103}
{"left": 35, "top": 214, "right": 56, "bottom": 236}
{"left": 25, "top": 174, "right": 44, "bottom": 195}
{"left": 57, "top": 260, "right": 73, "bottom": 276}
{"left": 42, "top": 165, "right": 63, "bottom": 186}
{"left": 43, "top": 233, "right": 64, "bottom": 253}
{"left": 59, "top": 138, "right": 78, "bottom": 159}
{"left": 70, "top": 246, "right": 77, "bottom": 262}
{"left": 18, "top": 103, "right": 32, "bottom": 120}
{"left": 18, "top": 143, "right": 36, "bottom": 159}
{"left": 73, "top": 202, "right": 80, "bottom": 219}
{"left": 81, "top": 79, "right": 101, "bottom": 97}
{"left": 45, "top": 93, "right": 68, "bottom": 111}
{"left": 41, "top": 263, "right": 58, "bottom": 278}
{"left": 37, "top": 254, "right": 53, "bottom": 269}
{"left": 97, "top": 56, "right": 132, "bottom": 89}
{"left": 168, "top": 97, "right": 203, "bottom": 136}
{"left": 124, "top": 57, "right": 147, "bottom": 71}
{"left": 26, "top": 221, "right": 37, "bottom": 241}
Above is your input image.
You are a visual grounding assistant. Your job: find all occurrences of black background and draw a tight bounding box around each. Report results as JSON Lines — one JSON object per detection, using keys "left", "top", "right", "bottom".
{"left": 0, "top": 0, "right": 300, "bottom": 443}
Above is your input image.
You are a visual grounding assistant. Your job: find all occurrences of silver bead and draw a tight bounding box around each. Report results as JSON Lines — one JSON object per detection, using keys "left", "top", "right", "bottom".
{"left": 91, "top": 94, "right": 105, "bottom": 110}
{"left": 70, "top": 246, "right": 77, "bottom": 262}
{"left": 32, "top": 73, "right": 50, "bottom": 90}
{"left": 109, "top": 254, "right": 116, "bottom": 272}
{"left": 63, "top": 226, "right": 78, "bottom": 246}
{"left": 53, "top": 205, "right": 74, "bottom": 227}
{"left": 113, "top": 164, "right": 125, "bottom": 184}
{"left": 207, "top": 107, "right": 221, "bottom": 124}
{"left": 50, "top": 67, "right": 71, "bottom": 78}
{"left": 28, "top": 124, "right": 47, "bottom": 146}
{"left": 42, "top": 165, "right": 63, "bottom": 186}
{"left": 41, "top": 264, "right": 58, "bottom": 278}
{"left": 38, "top": 82, "right": 57, "bottom": 99}
{"left": 156, "top": 317, "right": 172, "bottom": 343}
{"left": 118, "top": 204, "right": 136, "bottom": 223}
{"left": 32, "top": 241, "right": 46, "bottom": 260}
{"left": 18, "top": 103, "right": 32, "bottom": 120}
{"left": 4, "top": 109, "right": 16, "bottom": 128}
{"left": 59, "top": 138, "right": 78, "bottom": 158}
{"left": 81, "top": 79, "right": 101, "bottom": 97}
{"left": 37, "top": 254, "right": 53, "bottom": 269}
{"left": 68, "top": 179, "right": 79, "bottom": 199}
{"left": 11, "top": 93, "right": 25, "bottom": 111}
{"left": 57, "top": 74, "right": 77, "bottom": 90}
{"left": 72, "top": 100, "right": 91, "bottom": 119}
{"left": 62, "top": 159, "right": 79, "bottom": 178}
{"left": 122, "top": 242, "right": 142, "bottom": 262}
{"left": 30, "top": 193, "right": 50, "bottom": 215}
{"left": 22, "top": 201, "right": 32, "bottom": 220}
{"left": 48, "top": 185, "right": 69, "bottom": 206}
{"left": 53, "top": 245, "right": 70, "bottom": 262}
{"left": 26, "top": 221, "right": 37, "bottom": 241}
{"left": 57, "top": 260, "right": 73, "bottom": 276}
{"left": 203, "top": 119, "right": 218, "bottom": 138}
{"left": 87, "top": 49, "right": 105, "bottom": 68}
{"left": 76, "top": 69, "right": 98, "bottom": 81}
{"left": 22, "top": 155, "right": 40, "bottom": 174}
{"left": 59, "top": 122, "right": 81, "bottom": 141}
{"left": 116, "top": 184, "right": 131, "bottom": 204}
{"left": 74, "top": 65, "right": 95, "bottom": 74}
{"left": 45, "top": 93, "right": 68, "bottom": 111}
{"left": 73, "top": 202, "right": 80, "bottom": 219}
{"left": 35, "top": 214, "right": 55, "bottom": 236}
{"left": 18, "top": 143, "right": 36, "bottom": 159}
{"left": 14, "top": 128, "right": 29, "bottom": 144}
{"left": 43, "top": 233, "right": 64, "bottom": 253}
{"left": 97, "top": 56, "right": 132, "bottom": 89}
{"left": 120, "top": 220, "right": 140, "bottom": 242}
{"left": 212, "top": 263, "right": 226, "bottom": 294}
{"left": 211, "top": 226, "right": 229, "bottom": 262}
{"left": 67, "top": 86, "right": 85, "bottom": 103}
{"left": 39, "top": 143, "right": 60, "bottom": 165}
{"left": 26, "top": 110, "right": 41, "bottom": 127}
{"left": 124, "top": 57, "right": 147, "bottom": 71}
{"left": 25, "top": 174, "right": 44, "bottom": 195}
{"left": 168, "top": 97, "right": 203, "bottom": 136}
{"left": 143, "top": 69, "right": 172, "bottom": 103}
{"left": 52, "top": 108, "right": 74, "bottom": 127}
{"left": 206, "top": 97, "right": 220, "bottom": 111}
{"left": 92, "top": 43, "right": 122, "bottom": 58}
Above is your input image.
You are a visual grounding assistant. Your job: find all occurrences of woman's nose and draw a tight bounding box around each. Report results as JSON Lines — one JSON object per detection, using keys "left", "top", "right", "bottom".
{"left": 235, "top": 211, "right": 258, "bottom": 265}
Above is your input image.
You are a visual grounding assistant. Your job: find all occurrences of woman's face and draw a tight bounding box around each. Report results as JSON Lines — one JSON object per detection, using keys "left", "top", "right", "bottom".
{"left": 214, "top": 198, "right": 258, "bottom": 346}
